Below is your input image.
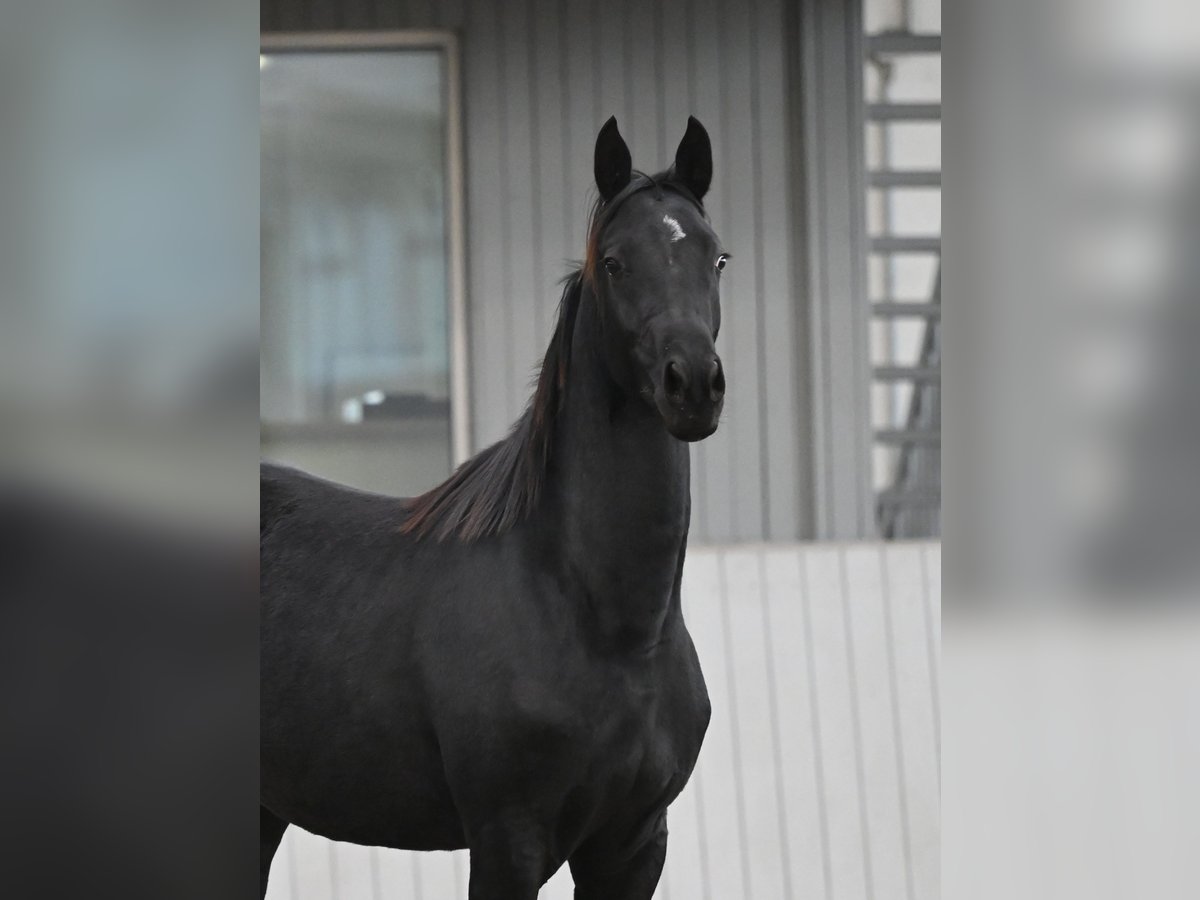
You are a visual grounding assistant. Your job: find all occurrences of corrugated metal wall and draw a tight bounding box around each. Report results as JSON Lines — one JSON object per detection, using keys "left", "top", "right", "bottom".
{"left": 265, "top": 541, "right": 942, "bottom": 900}
{"left": 262, "top": 0, "right": 808, "bottom": 542}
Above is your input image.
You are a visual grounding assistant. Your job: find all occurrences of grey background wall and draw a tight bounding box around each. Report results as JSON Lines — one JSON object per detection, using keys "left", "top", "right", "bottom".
{"left": 262, "top": 0, "right": 814, "bottom": 543}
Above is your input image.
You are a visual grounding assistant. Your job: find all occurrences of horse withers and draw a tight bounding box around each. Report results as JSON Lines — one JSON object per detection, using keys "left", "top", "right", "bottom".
{"left": 261, "top": 115, "right": 728, "bottom": 899}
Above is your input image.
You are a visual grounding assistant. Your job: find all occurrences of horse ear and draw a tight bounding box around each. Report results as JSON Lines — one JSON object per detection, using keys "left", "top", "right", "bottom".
{"left": 594, "top": 116, "right": 632, "bottom": 203}
{"left": 673, "top": 116, "right": 712, "bottom": 201}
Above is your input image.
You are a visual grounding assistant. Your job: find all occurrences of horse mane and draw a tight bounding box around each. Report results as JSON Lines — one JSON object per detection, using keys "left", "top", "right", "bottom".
{"left": 401, "top": 169, "right": 703, "bottom": 542}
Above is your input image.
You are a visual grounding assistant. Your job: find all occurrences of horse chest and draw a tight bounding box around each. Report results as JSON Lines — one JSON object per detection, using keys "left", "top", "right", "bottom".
{"left": 564, "top": 644, "right": 710, "bottom": 833}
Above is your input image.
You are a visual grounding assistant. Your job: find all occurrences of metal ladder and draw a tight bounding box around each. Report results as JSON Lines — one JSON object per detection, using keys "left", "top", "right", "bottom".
{"left": 866, "top": 30, "right": 941, "bottom": 538}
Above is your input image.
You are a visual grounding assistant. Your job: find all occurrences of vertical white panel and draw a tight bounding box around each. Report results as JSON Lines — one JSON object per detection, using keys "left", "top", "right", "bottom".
{"left": 804, "top": 546, "right": 870, "bottom": 900}
{"left": 844, "top": 545, "right": 908, "bottom": 899}
{"left": 885, "top": 543, "right": 940, "bottom": 900}
{"left": 456, "top": 849, "right": 470, "bottom": 897}
{"left": 683, "top": 548, "right": 747, "bottom": 898}
{"left": 417, "top": 850, "right": 460, "bottom": 898}
{"left": 764, "top": 545, "right": 828, "bottom": 900}
{"left": 374, "top": 845, "right": 420, "bottom": 900}
{"left": 655, "top": 863, "right": 672, "bottom": 900}
{"left": 541, "top": 862, "right": 575, "bottom": 899}
{"left": 723, "top": 547, "right": 788, "bottom": 897}
{"left": 366, "top": 846, "right": 384, "bottom": 900}
{"left": 264, "top": 827, "right": 296, "bottom": 900}
{"left": 922, "top": 542, "right": 942, "bottom": 745}
{"left": 661, "top": 775, "right": 704, "bottom": 900}
{"left": 333, "top": 841, "right": 376, "bottom": 898}
{"left": 286, "top": 828, "right": 336, "bottom": 900}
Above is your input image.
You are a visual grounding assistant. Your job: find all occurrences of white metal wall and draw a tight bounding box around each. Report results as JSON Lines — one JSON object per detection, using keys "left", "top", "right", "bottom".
{"left": 266, "top": 541, "right": 941, "bottom": 900}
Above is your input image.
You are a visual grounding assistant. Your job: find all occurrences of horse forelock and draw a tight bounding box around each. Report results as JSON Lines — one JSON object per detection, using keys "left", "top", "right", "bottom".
{"left": 583, "top": 170, "right": 705, "bottom": 288}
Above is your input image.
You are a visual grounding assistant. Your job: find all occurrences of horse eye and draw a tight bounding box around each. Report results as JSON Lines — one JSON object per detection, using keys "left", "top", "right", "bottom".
{"left": 715, "top": 255, "right": 729, "bottom": 272}
{"left": 603, "top": 257, "right": 622, "bottom": 276}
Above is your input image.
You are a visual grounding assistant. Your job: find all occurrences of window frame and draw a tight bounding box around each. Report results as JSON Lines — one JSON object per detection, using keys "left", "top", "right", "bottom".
{"left": 259, "top": 30, "right": 471, "bottom": 466}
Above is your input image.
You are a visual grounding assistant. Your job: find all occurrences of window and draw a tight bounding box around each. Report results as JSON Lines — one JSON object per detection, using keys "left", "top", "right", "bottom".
{"left": 260, "top": 33, "right": 466, "bottom": 497}
{"left": 863, "top": 1, "right": 942, "bottom": 538}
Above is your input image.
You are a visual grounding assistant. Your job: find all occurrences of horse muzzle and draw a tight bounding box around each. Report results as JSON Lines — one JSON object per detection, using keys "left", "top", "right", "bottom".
{"left": 654, "top": 351, "right": 725, "bottom": 442}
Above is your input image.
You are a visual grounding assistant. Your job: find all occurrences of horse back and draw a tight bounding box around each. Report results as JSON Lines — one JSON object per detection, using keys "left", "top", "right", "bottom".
{"left": 259, "top": 463, "right": 467, "bottom": 848}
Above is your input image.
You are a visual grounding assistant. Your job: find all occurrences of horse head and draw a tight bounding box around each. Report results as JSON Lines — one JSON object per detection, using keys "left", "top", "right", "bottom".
{"left": 587, "top": 116, "right": 727, "bottom": 442}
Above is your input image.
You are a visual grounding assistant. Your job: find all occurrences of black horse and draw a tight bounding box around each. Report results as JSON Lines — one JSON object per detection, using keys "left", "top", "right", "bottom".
{"left": 261, "top": 116, "right": 727, "bottom": 899}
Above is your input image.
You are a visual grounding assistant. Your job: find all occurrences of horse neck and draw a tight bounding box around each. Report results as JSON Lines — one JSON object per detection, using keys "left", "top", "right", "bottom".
{"left": 548, "top": 286, "right": 691, "bottom": 650}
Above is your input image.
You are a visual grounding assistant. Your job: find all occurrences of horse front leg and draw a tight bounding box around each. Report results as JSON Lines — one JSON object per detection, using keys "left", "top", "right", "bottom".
{"left": 467, "top": 819, "right": 553, "bottom": 900}
{"left": 568, "top": 815, "right": 668, "bottom": 900}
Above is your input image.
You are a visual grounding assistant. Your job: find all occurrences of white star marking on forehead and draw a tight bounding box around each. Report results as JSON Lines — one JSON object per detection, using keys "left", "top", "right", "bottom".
{"left": 662, "top": 214, "right": 687, "bottom": 243}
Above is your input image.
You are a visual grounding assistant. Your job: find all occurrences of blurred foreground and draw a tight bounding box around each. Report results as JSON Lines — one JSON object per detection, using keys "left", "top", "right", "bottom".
{"left": 0, "top": 2, "right": 259, "bottom": 897}
{"left": 947, "top": 0, "right": 1200, "bottom": 897}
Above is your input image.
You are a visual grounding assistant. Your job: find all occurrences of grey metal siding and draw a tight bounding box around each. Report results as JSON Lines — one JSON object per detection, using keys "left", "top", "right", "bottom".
{"left": 263, "top": 0, "right": 808, "bottom": 542}
{"left": 794, "top": 0, "right": 876, "bottom": 539}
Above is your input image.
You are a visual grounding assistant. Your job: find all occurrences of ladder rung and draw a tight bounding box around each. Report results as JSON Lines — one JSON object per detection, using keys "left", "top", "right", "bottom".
{"left": 870, "top": 236, "right": 941, "bottom": 254}
{"left": 867, "top": 32, "right": 942, "bottom": 55}
{"left": 868, "top": 170, "right": 941, "bottom": 188}
{"left": 872, "top": 302, "right": 940, "bottom": 318}
{"left": 875, "top": 429, "right": 941, "bottom": 446}
{"left": 873, "top": 366, "right": 941, "bottom": 383}
{"left": 867, "top": 103, "right": 941, "bottom": 121}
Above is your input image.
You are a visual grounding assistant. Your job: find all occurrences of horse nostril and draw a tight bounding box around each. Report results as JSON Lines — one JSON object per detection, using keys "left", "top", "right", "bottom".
{"left": 708, "top": 358, "right": 725, "bottom": 401}
{"left": 664, "top": 359, "right": 688, "bottom": 400}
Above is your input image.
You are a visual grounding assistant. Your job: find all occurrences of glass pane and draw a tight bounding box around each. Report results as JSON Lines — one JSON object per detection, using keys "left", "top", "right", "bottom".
{"left": 260, "top": 48, "right": 453, "bottom": 496}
